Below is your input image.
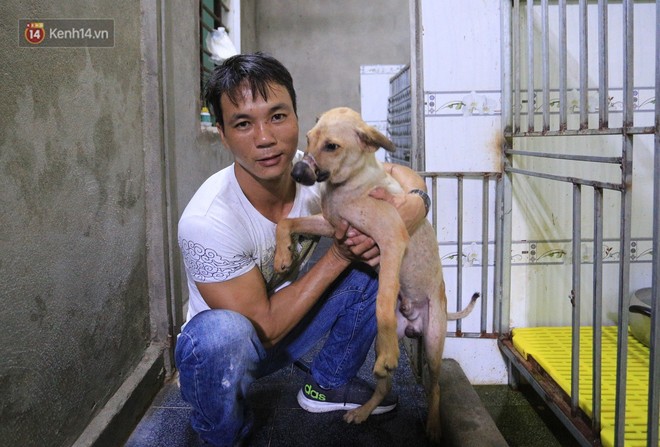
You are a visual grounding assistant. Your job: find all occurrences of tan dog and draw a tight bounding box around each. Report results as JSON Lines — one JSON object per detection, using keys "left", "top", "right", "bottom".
{"left": 274, "top": 107, "right": 478, "bottom": 442}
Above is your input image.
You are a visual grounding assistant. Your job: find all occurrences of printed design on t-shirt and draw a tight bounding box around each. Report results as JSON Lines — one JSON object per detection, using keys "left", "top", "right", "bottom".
{"left": 262, "top": 234, "right": 318, "bottom": 293}
{"left": 179, "top": 238, "right": 252, "bottom": 281}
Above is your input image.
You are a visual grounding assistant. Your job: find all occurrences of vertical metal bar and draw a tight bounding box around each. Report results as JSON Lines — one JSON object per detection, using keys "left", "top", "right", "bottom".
{"left": 496, "top": 170, "right": 512, "bottom": 336}
{"left": 579, "top": 0, "right": 589, "bottom": 130}
{"left": 646, "top": 1, "right": 660, "bottom": 444}
{"left": 592, "top": 187, "right": 604, "bottom": 435}
{"left": 615, "top": 1, "right": 634, "bottom": 444}
{"left": 432, "top": 176, "right": 438, "bottom": 232}
{"left": 616, "top": 150, "right": 633, "bottom": 445}
{"left": 494, "top": 177, "right": 502, "bottom": 335}
{"left": 513, "top": 0, "right": 521, "bottom": 134}
{"left": 506, "top": 357, "right": 520, "bottom": 390}
{"left": 558, "top": 0, "right": 568, "bottom": 131}
{"left": 498, "top": 0, "right": 513, "bottom": 336}
{"left": 481, "top": 176, "right": 490, "bottom": 334}
{"left": 571, "top": 184, "right": 582, "bottom": 415}
{"left": 494, "top": 172, "right": 513, "bottom": 334}
{"left": 541, "top": 0, "right": 550, "bottom": 132}
{"left": 527, "top": 0, "right": 535, "bottom": 133}
{"left": 409, "top": 0, "right": 426, "bottom": 171}
{"left": 598, "top": 0, "right": 609, "bottom": 129}
{"left": 456, "top": 175, "right": 464, "bottom": 334}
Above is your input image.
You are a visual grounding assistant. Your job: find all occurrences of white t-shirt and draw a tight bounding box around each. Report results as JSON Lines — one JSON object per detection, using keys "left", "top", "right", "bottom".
{"left": 178, "top": 155, "right": 323, "bottom": 324}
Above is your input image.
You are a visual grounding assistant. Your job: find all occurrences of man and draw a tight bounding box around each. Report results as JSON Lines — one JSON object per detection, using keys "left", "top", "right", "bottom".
{"left": 175, "top": 52, "right": 429, "bottom": 446}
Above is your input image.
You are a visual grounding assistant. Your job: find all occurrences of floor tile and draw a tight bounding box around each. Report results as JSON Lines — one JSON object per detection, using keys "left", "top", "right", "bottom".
{"left": 125, "top": 406, "right": 201, "bottom": 447}
{"left": 126, "top": 343, "right": 584, "bottom": 447}
{"left": 125, "top": 340, "right": 432, "bottom": 447}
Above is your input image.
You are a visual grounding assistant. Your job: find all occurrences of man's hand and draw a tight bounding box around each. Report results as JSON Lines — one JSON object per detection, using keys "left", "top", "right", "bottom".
{"left": 330, "top": 219, "right": 380, "bottom": 267}
{"left": 369, "top": 187, "right": 426, "bottom": 233}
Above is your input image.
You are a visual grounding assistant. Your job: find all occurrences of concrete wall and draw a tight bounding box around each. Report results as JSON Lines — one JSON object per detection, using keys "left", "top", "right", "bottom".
{"left": 0, "top": 1, "right": 409, "bottom": 445}
{"left": 252, "top": 0, "right": 411, "bottom": 145}
{"left": 0, "top": 2, "right": 151, "bottom": 446}
{"left": 162, "top": 2, "right": 235, "bottom": 330}
{"left": 0, "top": 1, "right": 234, "bottom": 445}
{"left": 164, "top": 3, "right": 234, "bottom": 214}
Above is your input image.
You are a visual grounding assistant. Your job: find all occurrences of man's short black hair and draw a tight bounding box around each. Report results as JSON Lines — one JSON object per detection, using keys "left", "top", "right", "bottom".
{"left": 204, "top": 52, "right": 298, "bottom": 128}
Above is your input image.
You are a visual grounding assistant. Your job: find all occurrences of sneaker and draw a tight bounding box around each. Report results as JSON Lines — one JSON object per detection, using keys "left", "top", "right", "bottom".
{"left": 297, "top": 372, "right": 397, "bottom": 415}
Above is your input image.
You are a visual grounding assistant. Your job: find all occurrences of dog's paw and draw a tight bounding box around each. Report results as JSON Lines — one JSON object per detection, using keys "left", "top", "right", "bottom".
{"left": 273, "top": 245, "right": 293, "bottom": 273}
{"left": 343, "top": 408, "right": 369, "bottom": 424}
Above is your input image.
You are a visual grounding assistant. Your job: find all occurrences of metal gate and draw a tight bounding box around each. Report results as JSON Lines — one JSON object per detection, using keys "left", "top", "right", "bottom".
{"left": 497, "top": 1, "right": 659, "bottom": 446}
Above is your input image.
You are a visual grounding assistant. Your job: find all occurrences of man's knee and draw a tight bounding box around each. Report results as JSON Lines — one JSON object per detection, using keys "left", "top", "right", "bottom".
{"left": 176, "top": 310, "right": 259, "bottom": 363}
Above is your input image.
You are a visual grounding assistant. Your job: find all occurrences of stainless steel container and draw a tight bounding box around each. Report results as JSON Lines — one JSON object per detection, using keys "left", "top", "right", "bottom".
{"left": 629, "top": 288, "right": 652, "bottom": 348}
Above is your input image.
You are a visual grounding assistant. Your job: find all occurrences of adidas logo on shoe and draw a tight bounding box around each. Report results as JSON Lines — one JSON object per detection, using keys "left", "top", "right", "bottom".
{"left": 297, "top": 372, "right": 397, "bottom": 414}
{"left": 304, "top": 383, "right": 327, "bottom": 401}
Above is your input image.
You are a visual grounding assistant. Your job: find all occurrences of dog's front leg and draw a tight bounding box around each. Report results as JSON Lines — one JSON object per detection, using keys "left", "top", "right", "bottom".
{"left": 274, "top": 214, "right": 334, "bottom": 273}
{"left": 344, "top": 374, "right": 392, "bottom": 424}
{"left": 373, "top": 239, "right": 407, "bottom": 377}
{"left": 339, "top": 198, "right": 409, "bottom": 378}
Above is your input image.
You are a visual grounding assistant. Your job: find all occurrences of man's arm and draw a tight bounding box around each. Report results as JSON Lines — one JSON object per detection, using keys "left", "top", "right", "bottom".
{"left": 376, "top": 163, "right": 428, "bottom": 232}
{"left": 383, "top": 163, "right": 427, "bottom": 192}
{"left": 196, "top": 220, "right": 370, "bottom": 348}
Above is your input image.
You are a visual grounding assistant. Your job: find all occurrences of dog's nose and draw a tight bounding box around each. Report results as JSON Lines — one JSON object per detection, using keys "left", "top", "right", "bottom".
{"left": 291, "top": 161, "right": 317, "bottom": 186}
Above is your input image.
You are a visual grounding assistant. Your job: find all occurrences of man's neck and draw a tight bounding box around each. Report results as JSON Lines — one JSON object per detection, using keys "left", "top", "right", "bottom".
{"left": 234, "top": 165, "right": 296, "bottom": 223}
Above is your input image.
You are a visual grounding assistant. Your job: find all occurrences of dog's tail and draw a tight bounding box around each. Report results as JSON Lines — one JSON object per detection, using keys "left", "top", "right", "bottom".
{"left": 446, "top": 292, "right": 480, "bottom": 320}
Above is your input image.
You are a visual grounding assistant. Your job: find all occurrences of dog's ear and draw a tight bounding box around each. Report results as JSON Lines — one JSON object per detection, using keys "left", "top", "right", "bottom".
{"left": 356, "top": 123, "right": 396, "bottom": 153}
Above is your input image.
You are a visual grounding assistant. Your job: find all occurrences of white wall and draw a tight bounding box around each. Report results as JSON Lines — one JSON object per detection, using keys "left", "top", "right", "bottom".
{"left": 419, "top": 0, "right": 506, "bottom": 384}
{"left": 422, "top": 0, "right": 503, "bottom": 174}
{"left": 418, "top": 0, "right": 656, "bottom": 384}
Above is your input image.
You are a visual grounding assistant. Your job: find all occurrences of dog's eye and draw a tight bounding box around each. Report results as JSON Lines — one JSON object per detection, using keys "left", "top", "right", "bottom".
{"left": 324, "top": 143, "right": 339, "bottom": 152}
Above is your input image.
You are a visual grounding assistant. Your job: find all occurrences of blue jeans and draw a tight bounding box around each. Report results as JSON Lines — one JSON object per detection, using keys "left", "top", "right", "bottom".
{"left": 175, "top": 266, "right": 378, "bottom": 447}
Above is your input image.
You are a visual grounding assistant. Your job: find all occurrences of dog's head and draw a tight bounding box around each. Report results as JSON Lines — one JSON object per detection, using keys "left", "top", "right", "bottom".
{"left": 291, "top": 107, "right": 396, "bottom": 186}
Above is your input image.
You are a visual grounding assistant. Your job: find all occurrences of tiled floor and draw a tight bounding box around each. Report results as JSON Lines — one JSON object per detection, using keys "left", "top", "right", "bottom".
{"left": 125, "top": 342, "right": 434, "bottom": 447}
{"left": 125, "top": 342, "right": 581, "bottom": 447}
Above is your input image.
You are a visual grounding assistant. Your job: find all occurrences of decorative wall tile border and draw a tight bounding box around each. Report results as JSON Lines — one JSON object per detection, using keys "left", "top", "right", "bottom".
{"left": 426, "top": 90, "right": 502, "bottom": 116}
{"left": 438, "top": 238, "right": 653, "bottom": 268}
{"left": 424, "top": 87, "right": 655, "bottom": 118}
{"left": 516, "top": 86, "right": 656, "bottom": 116}
{"left": 439, "top": 241, "right": 496, "bottom": 267}
{"left": 360, "top": 65, "right": 406, "bottom": 75}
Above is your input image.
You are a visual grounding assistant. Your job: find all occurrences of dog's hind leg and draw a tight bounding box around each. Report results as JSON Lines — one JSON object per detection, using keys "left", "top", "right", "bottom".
{"left": 423, "top": 281, "right": 448, "bottom": 444}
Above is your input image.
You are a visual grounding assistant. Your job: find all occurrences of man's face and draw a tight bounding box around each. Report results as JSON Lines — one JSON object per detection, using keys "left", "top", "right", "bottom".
{"left": 218, "top": 82, "right": 299, "bottom": 184}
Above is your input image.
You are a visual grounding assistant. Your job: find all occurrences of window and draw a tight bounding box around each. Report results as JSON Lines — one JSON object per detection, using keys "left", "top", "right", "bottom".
{"left": 199, "top": 0, "right": 229, "bottom": 103}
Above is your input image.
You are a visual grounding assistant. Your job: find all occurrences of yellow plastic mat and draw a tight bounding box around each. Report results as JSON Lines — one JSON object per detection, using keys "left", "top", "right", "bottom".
{"left": 512, "top": 326, "right": 657, "bottom": 447}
